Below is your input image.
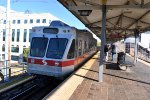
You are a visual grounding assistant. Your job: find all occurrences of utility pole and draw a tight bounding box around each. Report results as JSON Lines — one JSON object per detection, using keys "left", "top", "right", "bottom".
{"left": 4, "top": 0, "right": 11, "bottom": 81}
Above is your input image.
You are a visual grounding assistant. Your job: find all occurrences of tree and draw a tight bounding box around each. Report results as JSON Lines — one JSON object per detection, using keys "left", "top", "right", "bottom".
{"left": 23, "top": 48, "right": 29, "bottom": 62}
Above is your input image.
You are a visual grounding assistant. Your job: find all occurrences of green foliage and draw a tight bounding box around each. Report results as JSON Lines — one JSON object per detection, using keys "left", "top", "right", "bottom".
{"left": 23, "top": 48, "right": 29, "bottom": 57}
{"left": 23, "top": 48, "right": 29, "bottom": 62}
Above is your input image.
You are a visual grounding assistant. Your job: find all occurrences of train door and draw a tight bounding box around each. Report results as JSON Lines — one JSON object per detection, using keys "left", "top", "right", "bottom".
{"left": 79, "top": 40, "right": 82, "bottom": 62}
{"left": 74, "top": 39, "right": 79, "bottom": 65}
{"left": 67, "top": 39, "right": 75, "bottom": 59}
{"left": 79, "top": 40, "right": 82, "bottom": 56}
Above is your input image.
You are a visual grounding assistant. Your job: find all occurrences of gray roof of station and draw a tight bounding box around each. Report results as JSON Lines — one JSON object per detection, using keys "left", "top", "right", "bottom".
{"left": 58, "top": 0, "right": 150, "bottom": 40}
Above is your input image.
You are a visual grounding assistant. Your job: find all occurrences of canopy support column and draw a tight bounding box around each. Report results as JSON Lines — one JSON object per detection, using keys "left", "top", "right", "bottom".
{"left": 134, "top": 29, "right": 139, "bottom": 64}
{"left": 99, "top": 4, "right": 106, "bottom": 82}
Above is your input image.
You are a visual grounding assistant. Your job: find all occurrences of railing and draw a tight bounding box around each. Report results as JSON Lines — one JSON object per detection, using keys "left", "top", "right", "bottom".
{"left": 0, "top": 61, "right": 28, "bottom": 82}
{"left": 138, "top": 44, "right": 150, "bottom": 62}
{"left": 125, "top": 42, "right": 150, "bottom": 63}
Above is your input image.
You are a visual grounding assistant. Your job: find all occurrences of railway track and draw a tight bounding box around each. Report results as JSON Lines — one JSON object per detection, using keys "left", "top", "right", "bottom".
{"left": 0, "top": 75, "right": 62, "bottom": 100}
{"left": 0, "top": 52, "right": 96, "bottom": 100}
{"left": 0, "top": 76, "right": 36, "bottom": 99}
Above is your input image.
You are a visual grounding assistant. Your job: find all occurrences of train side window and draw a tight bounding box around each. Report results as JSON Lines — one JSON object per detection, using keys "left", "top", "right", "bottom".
{"left": 67, "top": 39, "right": 75, "bottom": 59}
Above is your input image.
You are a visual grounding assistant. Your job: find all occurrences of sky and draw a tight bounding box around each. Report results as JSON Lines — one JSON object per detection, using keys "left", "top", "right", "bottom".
{"left": 0, "top": 0, "right": 86, "bottom": 29}
{"left": 0, "top": 0, "right": 100, "bottom": 41}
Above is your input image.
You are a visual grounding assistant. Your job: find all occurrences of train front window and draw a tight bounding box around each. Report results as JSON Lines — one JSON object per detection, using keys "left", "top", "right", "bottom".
{"left": 30, "top": 37, "right": 48, "bottom": 57}
{"left": 46, "top": 38, "right": 68, "bottom": 59}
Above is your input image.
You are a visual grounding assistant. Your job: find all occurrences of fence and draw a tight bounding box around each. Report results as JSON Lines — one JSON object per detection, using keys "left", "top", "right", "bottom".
{"left": 125, "top": 42, "right": 150, "bottom": 63}
{"left": 138, "top": 44, "right": 150, "bottom": 62}
{"left": 0, "top": 61, "right": 28, "bottom": 82}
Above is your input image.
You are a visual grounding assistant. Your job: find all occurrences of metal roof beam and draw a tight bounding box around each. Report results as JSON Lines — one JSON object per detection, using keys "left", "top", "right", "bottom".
{"left": 88, "top": 26, "right": 134, "bottom": 31}
{"left": 69, "top": 4, "right": 150, "bottom": 10}
{"left": 115, "top": 14, "right": 123, "bottom": 26}
{"left": 123, "top": 15, "right": 150, "bottom": 25}
{"left": 129, "top": 0, "right": 139, "bottom": 5}
{"left": 107, "top": 4, "right": 150, "bottom": 9}
{"left": 107, "top": 21, "right": 115, "bottom": 26}
{"left": 74, "top": 0, "right": 100, "bottom": 6}
{"left": 87, "top": 15, "right": 120, "bottom": 26}
{"left": 126, "top": 10, "right": 150, "bottom": 28}
{"left": 69, "top": 5, "right": 101, "bottom": 10}
{"left": 120, "top": 10, "right": 150, "bottom": 34}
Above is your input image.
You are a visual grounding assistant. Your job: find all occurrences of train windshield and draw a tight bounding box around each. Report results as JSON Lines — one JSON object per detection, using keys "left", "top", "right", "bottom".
{"left": 46, "top": 38, "right": 68, "bottom": 59}
{"left": 30, "top": 37, "right": 48, "bottom": 57}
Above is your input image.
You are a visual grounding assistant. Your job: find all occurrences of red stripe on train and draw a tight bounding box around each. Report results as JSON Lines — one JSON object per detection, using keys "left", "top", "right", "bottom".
{"left": 28, "top": 58, "right": 74, "bottom": 67}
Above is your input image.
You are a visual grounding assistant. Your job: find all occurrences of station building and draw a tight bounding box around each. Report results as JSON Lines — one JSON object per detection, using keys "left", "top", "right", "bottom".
{"left": 0, "top": 6, "right": 59, "bottom": 63}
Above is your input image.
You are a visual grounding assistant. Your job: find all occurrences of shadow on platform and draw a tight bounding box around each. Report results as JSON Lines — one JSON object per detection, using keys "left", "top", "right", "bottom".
{"left": 81, "top": 67, "right": 150, "bottom": 85}
{"left": 105, "top": 62, "right": 120, "bottom": 70}
{"left": 74, "top": 73, "right": 98, "bottom": 82}
{"left": 103, "top": 72, "right": 150, "bottom": 85}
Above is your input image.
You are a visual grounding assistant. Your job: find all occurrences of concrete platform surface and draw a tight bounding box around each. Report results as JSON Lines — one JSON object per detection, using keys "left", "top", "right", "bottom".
{"left": 44, "top": 52, "right": 150, "bottom": 100}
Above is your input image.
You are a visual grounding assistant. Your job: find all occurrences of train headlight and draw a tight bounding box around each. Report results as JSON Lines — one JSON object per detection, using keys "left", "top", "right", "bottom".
{"left": 55, "top": 61, "right": 59, "bottom": 66}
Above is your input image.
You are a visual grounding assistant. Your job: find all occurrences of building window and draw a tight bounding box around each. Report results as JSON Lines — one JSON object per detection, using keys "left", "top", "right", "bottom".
{"left": 12, "top": 29, "right": 15, "bottom": 42}
{"left": 11, "top": 55, "right": 19, "bottom": 61}
{"left": 2, "top": 44, "right": 5, "bottom": 51}
{"left": 12, "top": 20, "right": 16, "bottom": 24}
{"left": 30, "top": 19, "right": 33, "bottom": 23}
{"left": 23, "top": 29, "right": 27, "bottom": 42}
{"left": 3, "top": 29, "right": 6, "bottom": 41}
{"left": 17, "top": 29, "right": 20, "bottom": 42}
{"left": 24, "top": 19, "right": 28, "bottom": 24}
{"left": 17, "top": 20, "right": 20, "bottom": 24}
{"left": 29, "top": 29, "right": 32, "bottom": 42}
{"left": 36, "top": 19, "right": 40, "bottom": 23}
{"left": 2, "top": 54, "right": 5, "bottom": 60}
{"left": 3, "top": 20, "right": 6, "bottom": 24}
{"left": 11, "top": 46, "right": 19, "bottom": 53}
{"left": 42, "top": 19, "right": 46, "bottom": 23}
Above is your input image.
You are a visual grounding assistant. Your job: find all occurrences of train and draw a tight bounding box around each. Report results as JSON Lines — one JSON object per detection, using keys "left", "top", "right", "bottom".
{"left": 27, "top": 20, "right": 97, "bottom": 78}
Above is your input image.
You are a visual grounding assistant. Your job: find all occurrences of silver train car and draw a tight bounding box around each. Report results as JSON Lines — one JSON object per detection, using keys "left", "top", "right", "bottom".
{"left": 27, "top": 21, "right": 97, "bottom": 78}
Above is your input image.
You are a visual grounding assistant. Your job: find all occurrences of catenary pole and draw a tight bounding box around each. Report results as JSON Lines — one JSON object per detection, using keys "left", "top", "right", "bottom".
{"left": 4, "top": 0, "right": 11, "bottom": 81}
{"left": 134, "top": 29, "right": 139, "bottom": 64}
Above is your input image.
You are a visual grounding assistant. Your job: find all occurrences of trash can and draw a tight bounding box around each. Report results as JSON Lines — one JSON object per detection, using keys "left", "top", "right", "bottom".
{"left": 117, "top": 52, "right": 125, "bottom": 65}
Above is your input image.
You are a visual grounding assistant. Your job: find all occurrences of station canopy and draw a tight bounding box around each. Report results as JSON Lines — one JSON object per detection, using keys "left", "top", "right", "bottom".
{"left": 58, "top": 0, "right": 150, "bottom": 40}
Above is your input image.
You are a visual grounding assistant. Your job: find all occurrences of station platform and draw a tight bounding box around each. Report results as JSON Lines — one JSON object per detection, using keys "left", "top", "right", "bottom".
{"left": 43, "top": 52, "right": 150, "bottom": 100}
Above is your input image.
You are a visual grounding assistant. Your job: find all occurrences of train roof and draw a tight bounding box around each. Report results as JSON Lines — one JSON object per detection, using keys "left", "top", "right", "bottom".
{"left": 32, "top": 20, "right": 94, "bottom": 36}
{"left": 49, "top": 20, "right": 70, "bottom": 27}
